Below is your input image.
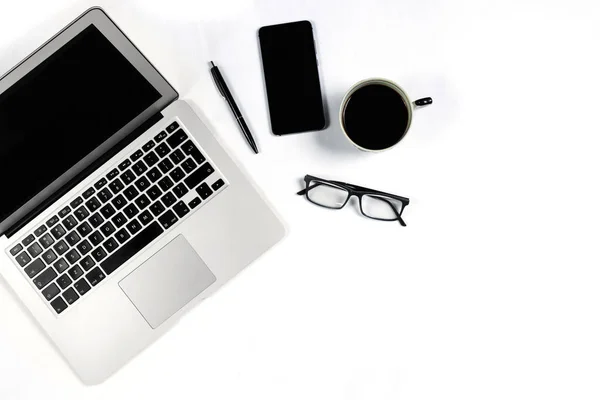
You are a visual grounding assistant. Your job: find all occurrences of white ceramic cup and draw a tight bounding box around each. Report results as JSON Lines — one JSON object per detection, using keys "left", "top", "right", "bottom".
{"left": 339, "top": 78, "right": 432, "bottom": 152}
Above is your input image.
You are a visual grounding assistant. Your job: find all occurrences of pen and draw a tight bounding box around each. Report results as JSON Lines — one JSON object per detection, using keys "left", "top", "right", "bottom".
{"left": 209, "top": 61, "right": 259, "bottom": 154}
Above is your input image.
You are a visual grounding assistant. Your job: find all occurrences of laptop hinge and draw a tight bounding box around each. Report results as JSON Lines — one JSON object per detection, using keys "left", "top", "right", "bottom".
{"left": 4, "top": 112, "right": 164, "bottom": 239}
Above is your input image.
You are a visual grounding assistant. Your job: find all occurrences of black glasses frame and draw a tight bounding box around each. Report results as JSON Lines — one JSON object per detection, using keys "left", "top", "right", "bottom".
{"left": 297, "top": 175, "right": 410, "bottom": 226}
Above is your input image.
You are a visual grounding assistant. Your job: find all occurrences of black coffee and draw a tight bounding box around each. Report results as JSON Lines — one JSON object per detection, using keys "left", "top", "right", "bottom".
{"left": 342, "top": 84, "right": 409, "bottom": 151}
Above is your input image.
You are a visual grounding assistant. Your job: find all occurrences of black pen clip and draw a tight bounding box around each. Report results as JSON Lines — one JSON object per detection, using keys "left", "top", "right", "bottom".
{"left": 209, "top": 62, "right": 226, "bottom": 98}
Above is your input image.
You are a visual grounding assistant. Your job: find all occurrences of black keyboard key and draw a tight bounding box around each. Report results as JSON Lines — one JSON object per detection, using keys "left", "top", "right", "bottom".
{"left": 135, "top": 176, "right": 150, "bottom": 192}
{"left": 112, "top": 212, "right": 127, "bottom": 228}
{"left": 70, "top": 197, "right": 83, "bottom": 209}
{"left": 118, "top": 159, "right": 132, "bottom": 171}
{"left": 189, "top": 197, "right": 201, "bottom": 209}
{"left": 107, "top": 168, "right": 119, "bottom": 180}
{"left": 68, "top": 266, "right": 84, "bottom": 280}
{"left": 109, "top": 178, "right": 125, "bottom": 194}
{"left": 46, "top": 215, "right": 59, "bottom": 228}
{"left": 76, "top": 222, "right": 92, "bottom": 238}
{"left": 51, "top": 297, "right": 68, "bottom": 314}
{"left": 182, "top": 141, "right": 207, "bottom": 165}
{"left": 166, "top": 121, "right": 179, "bottom": 133}
{"left": 82, "top": 187, "right": 96, "bottom": 199}
{"left": 121, "top": 169, "right": 136, "bottom": 185}
{"left": 169, "top": 167, "right": 185, "bottom": 183}
{"left": 131, "top": 150, "right": 143, "bottom": 162}
{"left": 94, "top": 178, "right": 108, "bottom": 190}
{"left": 10, "top": 243, "right": 23, "bottom": 256}
{"left": 132, "top": 161, "right": 148, "bottom": 176}
{"left": 89, "top": 231, "right": 104, "bottom": 247}
{"left": 100, "top": 204, "right": 116, "bottom": 219}
{"left": 196, "top": 183, "right": 214, "bottom": 200}
{"left": 167, "top": 129, "right": 188, "bottom": 149}
{"left": 115, "top": 228, "right": 131, "bottom": 244}
{"left": 63, "top": 215, "right": 78, "bottom": 231}
{"left": 150, "top": 201, "right": 166, "bottom": 217}
{"left": 15, "top": 252, "right": 31, "bottom": 267}
{"left": 185, "top": 163, "right": 215, "bottom": 189}
{"left": 211, "top": 179, "right": 225, "bottom": 191}
{"left": 34, "top": 268, "right": 57, "bottom": 289}
{"left": 65, "top": 231, "right": 81, "bottom": 246}
{"left": 161, "top": 192, "right": 177, "bottom": 208}
{"left": 126, "top": 220, "right": 142, "bottom": 235}
{"left": 89, "top": 213, "right": 105, "bottom": 228}
{"left": 143, "top": 151, "right": 159, "bottom": 168}
{"left": 59, "top": 206, "right": 71, "bottom": 218}
{"left": 135, "top": 194, "right": 151, "bottom": 210}
{"left": 139, "top": 210, "right": 153, "bottom": 225}
{"left": 24, "top": 259, "right": 45, "bottom": 278}
{"left": 158, "top": 176, "right": 174, "bottom": 192}
{"left": 142, "top": 140, "right": 155, "bottom": 152}
{"left": 54, "top": 258, "right": 69, "bottom": 274}
{"left": 147, "top": 167, "right": 162, "bottom": 183}
{"left": 34, "top": 226, "right": 47, "bottom": 237}
{"left": 39, "top": 233, "right": 54, "bottom": 249}
{"left": 86, "top": 267, "right": 106, "bottom": 287}
{"left": 155, "top": 130, "right": 168, "bottom": 143}
{"left": 103, "top": 238, "right": 119, "bottom": 253}
{"left": 111, "top": 194, "right": 127, "bottom": 210}
{"left": 42, "top": 283, "right": 60, "bottom": 301}
{"left": 27, "top": 242, "right": 43, "bottom": 258}
{"left": 101, "top": 222, "right": 163, "bottom": 275}
{"left": 123, "top": 186, "right": 140, "bottom": 201}
{"left": 74, "top": 279, "right": 91, "bottom": 296}
{"left": 74, "top": 206, "right": 90, "bottom": 221}
{"left": 181, "top": 158, "right": 197, "bottom": 174}
{"left": 53, "top": 240, "right": 68, "bottom": 256}
{"left": 158, "top": 159, "right": 174, "bottom": 174}
{"left": 147, "top": 185, "right": 162, "bottom": 201}
{"left": 169, "top": 149, "right": 185, "bottom": 164}
{"left": 158, "top": 210, "right": 178, "bottom": 230}
{"left": 41, "top": 249, "right": 57, "bottom": 265}
{"left": 63, "top": 288, "right": 79, "bottom": 305}
{"left": 92, "top": 247, "right": 107, "bottom": 263}
{"left": 80, "top": 255, "right": 95, "bottom": 271}
{"left": 65, "top": 249, "right": 81, "bottom": 265}
{"left": 123, "top": 204, "right": 139, "bottom": 219}
{"left": 76, "top": 240, "right": 92, "bottom": 256}
{"left": 22, "top": 234, "right": 35, "bottom": 247}
{"left": 51, "top": 225, "right": 67, "bottom": 240}
{"left": 100, "top": 222, "right": 116, "bottom": 236}
{"left": 155, "top": 142, "right": 170, "bottom": 157}
{"left": 85, "top": 197, "right": 101, "bottom": 212}
{"left": 173, "top": 183, "right": 189, "bottom": 198}
{"left": 57, "top": 274, "right": 72, "bottom": 289}
{"left": 173, "top": 201, "right": 190, "bottom": 218}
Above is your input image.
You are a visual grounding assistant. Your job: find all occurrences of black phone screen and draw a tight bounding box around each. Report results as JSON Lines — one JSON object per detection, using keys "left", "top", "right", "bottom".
{"left": 259, "top": 21, "right": 326, "bottom": 135}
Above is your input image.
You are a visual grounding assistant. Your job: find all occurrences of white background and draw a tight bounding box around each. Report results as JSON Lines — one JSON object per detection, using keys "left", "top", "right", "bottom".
{"left": 1, "top": 0, "right": 600, "bottom": 398}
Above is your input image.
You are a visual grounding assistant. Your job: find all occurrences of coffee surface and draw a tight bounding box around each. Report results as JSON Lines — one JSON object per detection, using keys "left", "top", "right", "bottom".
{"left": 343, "top": 84, "right": 409, "bottom": 151}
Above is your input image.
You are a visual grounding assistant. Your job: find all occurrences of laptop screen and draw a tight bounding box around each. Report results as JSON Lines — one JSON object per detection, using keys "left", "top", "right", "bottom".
{"left": 0, "top": 24, "right": 161, "bottom": 224}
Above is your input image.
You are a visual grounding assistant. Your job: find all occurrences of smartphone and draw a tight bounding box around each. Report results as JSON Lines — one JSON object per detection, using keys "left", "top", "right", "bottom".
{"left": 258, "top": 21, "right": 327, "bottom": 135}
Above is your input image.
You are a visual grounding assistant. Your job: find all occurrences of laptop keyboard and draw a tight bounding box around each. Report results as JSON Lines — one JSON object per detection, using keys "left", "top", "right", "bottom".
{"left": 6, "top": 120, "right": 228, "bottom": 316}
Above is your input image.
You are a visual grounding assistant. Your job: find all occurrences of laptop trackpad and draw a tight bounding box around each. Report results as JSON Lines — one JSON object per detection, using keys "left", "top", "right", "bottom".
{"left": 119, "top": 235, "right": 216, "bottom": 329}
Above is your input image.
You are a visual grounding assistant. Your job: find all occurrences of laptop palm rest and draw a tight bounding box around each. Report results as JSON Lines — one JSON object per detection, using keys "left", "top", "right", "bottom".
{"left": 119, "top": 235, "right": 216, "bottom": 329}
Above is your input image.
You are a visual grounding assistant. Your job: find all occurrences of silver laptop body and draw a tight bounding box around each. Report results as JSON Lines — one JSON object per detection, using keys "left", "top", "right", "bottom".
{"left": 0, "top": 7, "right": 285, "bottom": 384}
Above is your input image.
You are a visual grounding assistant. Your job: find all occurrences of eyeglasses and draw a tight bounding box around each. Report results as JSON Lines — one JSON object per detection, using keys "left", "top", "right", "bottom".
{"left": 297, "top": 175, "right": 410, "bottom": 226}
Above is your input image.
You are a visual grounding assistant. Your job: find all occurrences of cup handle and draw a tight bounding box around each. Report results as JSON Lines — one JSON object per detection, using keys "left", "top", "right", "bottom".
{"left": 413, "top": 97, "right": 433, "bottom": 108}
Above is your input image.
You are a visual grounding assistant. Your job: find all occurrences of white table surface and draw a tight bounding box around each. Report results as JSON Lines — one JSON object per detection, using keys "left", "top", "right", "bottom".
{"left": 2, "top": 0, "right": 600, "bottom": 398}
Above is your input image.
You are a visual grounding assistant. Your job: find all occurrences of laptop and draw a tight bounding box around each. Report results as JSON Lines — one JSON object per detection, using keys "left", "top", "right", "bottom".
{"left": 0, "top": 7, "right": 285, "bottom": 384}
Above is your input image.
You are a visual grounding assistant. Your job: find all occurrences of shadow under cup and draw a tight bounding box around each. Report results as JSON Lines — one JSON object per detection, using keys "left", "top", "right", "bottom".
{"left": 340, "top": 80, "right": 414, "bottom": 152}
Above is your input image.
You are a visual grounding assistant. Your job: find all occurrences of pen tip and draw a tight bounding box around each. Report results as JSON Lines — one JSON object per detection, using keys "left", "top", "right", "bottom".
{"left": 209, "top": 61, "right": 215, "bottom": 68}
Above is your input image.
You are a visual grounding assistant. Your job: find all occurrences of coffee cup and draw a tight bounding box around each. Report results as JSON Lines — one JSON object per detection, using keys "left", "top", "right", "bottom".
{"left": 339, "top": 78, "right": 432, "bottom": 152}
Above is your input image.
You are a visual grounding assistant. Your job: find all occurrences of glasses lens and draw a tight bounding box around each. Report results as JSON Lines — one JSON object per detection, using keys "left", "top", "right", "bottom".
{"left": 361, "top": 194, "right": 404, "bottom": 220}
{"left": 306, "top": 181, "right": 349, "bottom": 209}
